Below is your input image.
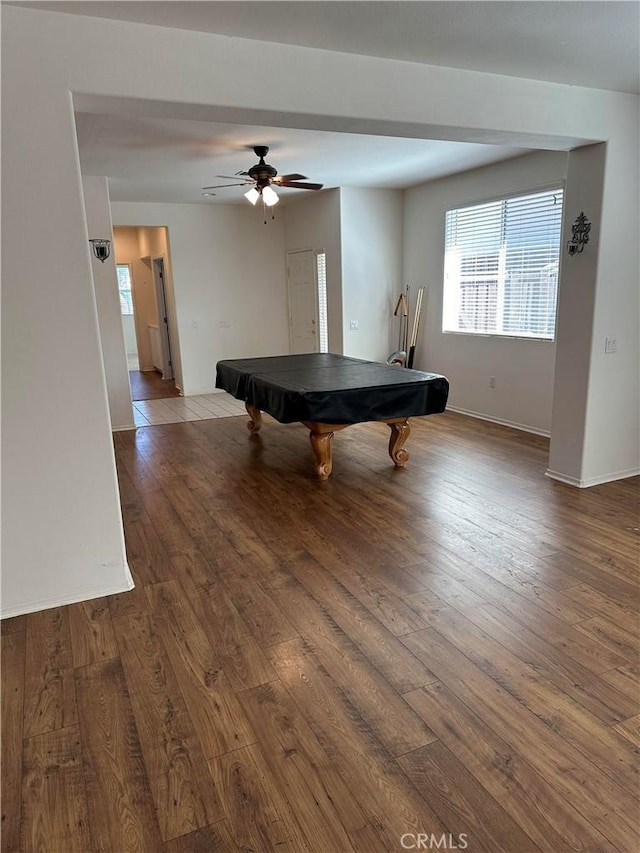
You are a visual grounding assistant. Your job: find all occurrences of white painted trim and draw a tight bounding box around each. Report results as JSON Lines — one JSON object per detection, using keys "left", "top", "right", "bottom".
{"left": 445, "top": 405, "right": 550, "bottom": 437}
{"left": 544, "top": 469, "right": 583, "bottom": 487}
{"left": 182, "top": 387, "right": 220, "bottom": 397}
{"left": 0, "top": 568, "right": 135, "bottom": 619}
{"left": 112, "top": 422, "right": 137, "bottom": 432}
{"left": 546, "top": 466, "right": 640, "bottom": 488}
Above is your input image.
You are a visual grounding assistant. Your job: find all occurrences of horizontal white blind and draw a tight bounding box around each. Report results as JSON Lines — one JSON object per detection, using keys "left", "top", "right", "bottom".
{"left": 443, "top": 188, "right": 564, "bottom": 339}
{"left": 117, "top": 264, "right": 134, "bottom": 315}
{"left": 316, "top": 251, "right": 329, "bottom": 353}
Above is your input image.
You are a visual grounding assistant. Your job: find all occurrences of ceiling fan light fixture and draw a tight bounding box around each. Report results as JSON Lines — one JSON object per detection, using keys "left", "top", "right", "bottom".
{"left": 262, "top": 185, "right": 279, "bottom": 207}
{"left": 203, "top": 146, "right": 320, "bottom": 208}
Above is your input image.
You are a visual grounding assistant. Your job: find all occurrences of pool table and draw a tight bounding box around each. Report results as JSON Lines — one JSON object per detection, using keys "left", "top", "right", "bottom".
{"left": 216, "top": 353, "right": 449, "bottom": 479}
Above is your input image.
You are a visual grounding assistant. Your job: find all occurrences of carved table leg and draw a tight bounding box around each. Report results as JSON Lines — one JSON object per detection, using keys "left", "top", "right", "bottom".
{"left": 308, "top": 427, "right": 334, "bottom": 480}
{"left": 303, "top": 422, "right": 351, "bottom": 480}
{"left": 388, "top": 419, "right": 410, "bottom": 467}
{"left": 245, "top": 402, "right": 262, "bottom": 433}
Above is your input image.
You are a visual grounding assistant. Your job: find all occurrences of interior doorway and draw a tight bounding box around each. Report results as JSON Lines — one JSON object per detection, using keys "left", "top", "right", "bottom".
{"left": 112, "top": 225, "right": 181, "bottom": 402}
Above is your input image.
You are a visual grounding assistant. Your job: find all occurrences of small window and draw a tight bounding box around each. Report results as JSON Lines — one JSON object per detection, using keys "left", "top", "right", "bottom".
{"left": 117, "top": 264, "right": 134, "bottom": 315}
{"left": 443, "top": 187, "right": 564, "bottom": 340}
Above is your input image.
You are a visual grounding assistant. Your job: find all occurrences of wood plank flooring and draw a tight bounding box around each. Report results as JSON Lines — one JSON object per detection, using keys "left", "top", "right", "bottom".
{"left": 2, "top": 411, "right": 639, "bottom": 852}
{"left": 129, "top": 369, "right": 180, "bottom": 401}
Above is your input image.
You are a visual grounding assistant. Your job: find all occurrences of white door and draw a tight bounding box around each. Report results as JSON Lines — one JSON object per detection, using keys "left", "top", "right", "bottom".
{"left": 287, "top": 249, "right": 318, "bottom": 353}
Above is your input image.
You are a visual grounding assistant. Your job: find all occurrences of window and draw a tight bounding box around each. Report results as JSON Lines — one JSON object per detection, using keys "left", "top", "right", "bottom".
{"left": 117, "top": 264, "right": 134, "bottom": 315}
{"left": 443, "top": 187, "right": 564, "bottom": 340}
{"left": 316, "top": 251, "right": 329, "bottom": 353}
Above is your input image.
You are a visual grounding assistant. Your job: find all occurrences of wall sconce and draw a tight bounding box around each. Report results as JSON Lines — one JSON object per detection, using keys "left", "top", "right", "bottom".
{"left": 89, "top": 238, "right": 112, "bottom": 263}
{"left": 567, "top": 212, "right": 591, "bottom": 256}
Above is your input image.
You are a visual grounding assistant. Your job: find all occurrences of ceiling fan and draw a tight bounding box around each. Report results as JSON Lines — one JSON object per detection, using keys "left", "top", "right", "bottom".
{"left": 201, "top": 145, "right": 323, "bottom": 207}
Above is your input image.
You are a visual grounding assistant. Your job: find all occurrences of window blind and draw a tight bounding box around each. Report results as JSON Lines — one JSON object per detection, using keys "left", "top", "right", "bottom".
{"left": 117, "top": 264, "right": 134, "bottom": 315}
{"left": 443, "top": 187, "right": 564, "bottom": 340}
{"left": 316, "top": 251, "right": 329, "bottom": 353}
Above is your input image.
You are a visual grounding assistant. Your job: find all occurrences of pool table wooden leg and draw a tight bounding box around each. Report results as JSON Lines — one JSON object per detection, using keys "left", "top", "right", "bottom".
{"left": 387, "top": 418, "right": 410, "bottom": 467}
{"left": 245, "top": 403, "right": 262, "bottom": 433}
{"left": 307, "top": 425, "right": 335, "bottom": 480}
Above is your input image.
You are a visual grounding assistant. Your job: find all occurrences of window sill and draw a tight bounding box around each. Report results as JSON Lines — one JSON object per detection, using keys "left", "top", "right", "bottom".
{"left": 441, "top": 331, "right": 555, "bottom": 343}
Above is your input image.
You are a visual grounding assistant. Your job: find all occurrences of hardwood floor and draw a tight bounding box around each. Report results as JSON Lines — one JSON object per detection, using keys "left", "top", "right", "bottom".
{"left": 2, "top": 411, "right": 639, "bottom": 852}
{"left": 130, "top": 369, "right": 180, "bottom": 401}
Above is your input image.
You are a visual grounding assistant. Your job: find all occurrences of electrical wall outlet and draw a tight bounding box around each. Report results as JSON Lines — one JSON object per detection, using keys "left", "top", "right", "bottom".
{"left": 604, "top": 336, "right": 617, "bottom": 353}
{"left": 489, "top": 376, "right": 496, "bottom": 388}
{"left": 350, "top": 320, "right": 359, "bottom": 330}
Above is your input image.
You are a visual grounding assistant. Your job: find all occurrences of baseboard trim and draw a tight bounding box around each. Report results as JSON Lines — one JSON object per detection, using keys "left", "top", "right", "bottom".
{"left": 446, "top": 406, "right": 550, "bottom": 437}
{"left": 546, "top": 466, "right": 640, "bottom": 488}
{"left": 112, "top": 422, "right": 137, "bottom": 432}
{"left": 0, "top": 568, "right": 135, "bottom": 620}
{"left": 181, "top": 387, "right": 219, "bottom": 397}
{"left": 544, "top": 469, "right": 582, "bottom": 487}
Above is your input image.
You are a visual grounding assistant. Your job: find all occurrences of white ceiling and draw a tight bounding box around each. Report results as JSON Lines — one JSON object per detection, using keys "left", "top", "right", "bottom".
{"left": 74, "top": 113, "right": 530, "bottom": 205}
{"left": 16, "top": 1, "right": 639, "bottom": 205}
{"left": 16, "top": 1, "right": 640, "bottom": 93}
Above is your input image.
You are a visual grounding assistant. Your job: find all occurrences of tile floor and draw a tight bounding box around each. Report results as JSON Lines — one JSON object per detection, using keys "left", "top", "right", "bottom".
{"left": 132, "top": 392, "right": 247, "bottom": 426}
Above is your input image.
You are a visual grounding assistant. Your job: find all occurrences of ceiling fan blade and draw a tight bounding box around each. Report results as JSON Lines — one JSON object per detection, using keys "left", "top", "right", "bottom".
{"left": 273, "top": 173, "right": 307, "bottom": 183}
{"left": 201, "top": 182, "right": 250, "bottom": 190}
{"left": 235, "top": 170, "right": 251, "bottom": 176}
{"left": 279, "top": 181, "right": 323, "bottom": 190}
{"left": 215, "top": 174, "right": 251, "bottom": 180}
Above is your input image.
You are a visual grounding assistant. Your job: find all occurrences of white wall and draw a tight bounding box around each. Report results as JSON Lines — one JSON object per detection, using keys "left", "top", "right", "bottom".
{"left": 340, "top": 188, "right": 404, "bottom": 362}
{"left": 2, "top": 88, "right": 134, "bottom": 614}
{"left": 403, "top": 151, "right": 568, "bottom": 434}
{"left": 121, "top": 314, "right": 138, "bottom": 358}
{"left": 2, "top": 6, "right": 638, "bottom": 615}
{"left": 112, "top": 202, "right": 290, "bottom": 396}
{"left": 577, "top": 137, "right": 640, "bottom": 485}
{"left": 82, "top": 177, "right": 135, "bottom": 431}
{"left": 282, "top": 189, "right": 343, "bottom": 353}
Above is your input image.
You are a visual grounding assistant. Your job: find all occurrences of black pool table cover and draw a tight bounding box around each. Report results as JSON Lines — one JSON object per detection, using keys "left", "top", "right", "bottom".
{"left": 215, "top": 353, "right": 449, "bottom": 425}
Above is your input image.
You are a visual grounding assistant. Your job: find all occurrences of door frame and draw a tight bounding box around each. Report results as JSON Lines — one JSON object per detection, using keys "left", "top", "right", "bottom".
{"left": 152, "top": 255, "right": 174, "bottom": 380}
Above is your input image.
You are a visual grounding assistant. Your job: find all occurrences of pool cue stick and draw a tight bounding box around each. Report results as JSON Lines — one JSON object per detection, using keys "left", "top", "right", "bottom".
{"left": 393, "top": 292, "right": 407, "bottom": 351}
{"left": 403, "top": 286, "right": 410, "bottom": 356}
{"left": 407, "top": 286, "right": 418, "bottom": 367}
{"left": 407, "top": 286, "right": 424, "bottom": 368}
{"left": 402, "top": 292, "right": 409, "bottom": 355}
